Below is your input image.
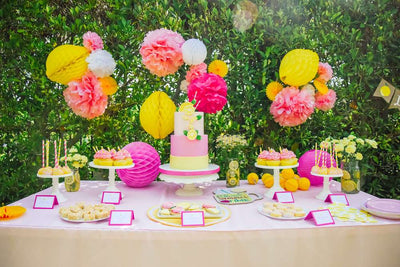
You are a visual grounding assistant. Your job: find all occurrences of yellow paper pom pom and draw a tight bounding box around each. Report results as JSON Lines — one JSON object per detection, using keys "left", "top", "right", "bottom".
{"left": 298, "top": 178, "right": 310, "bottom": 190}
{"left": 280, "top": 168, "right": 295, "bottom": 180}
{"left": 99, "top": 77, "right": 118, "bottom": 95}
{"left": 261, "top": 173, "right": 274, "bottom": 188}
{"left": 208, "top": 60, "right": 228, "bottom": 77}
{"left": 46, "top": 45, "right": 90, "bottom": 85}
{"left": 285, "top": 178, "right": 299, "bottom": 192}
{"left": 314, "top": 78, "right": 329, "bottom": 94}
{"left": 139, "top": 91, "right": 176, "bottom": 139}
{"left": 279, "top": 49, "right": 319, "bottom": 86}
{"left": 266, "top": 81, "right": 284, "bottom": 100}
{"left": 247, "top": 173, "right": 259, "bottom": 185}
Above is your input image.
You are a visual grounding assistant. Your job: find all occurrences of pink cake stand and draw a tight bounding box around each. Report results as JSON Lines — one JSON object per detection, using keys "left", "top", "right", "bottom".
{"left": 159, "top": 164, "right": 220, "bottom": 196}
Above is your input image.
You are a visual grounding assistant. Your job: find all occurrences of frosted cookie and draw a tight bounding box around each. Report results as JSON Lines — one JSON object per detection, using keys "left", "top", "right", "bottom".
{"left": 202, "top": 204, "right": 216, "bottom": 209}
{"left": 171, "top": 206, "right": 185, "bottom": 214}
{"left": 188, "top": 204, "right": 202, "bottom": 211}
{"left": 294, "top": 211, "right": 306, "bottom": 217}
{"left": 85, "top": 211, "right": 96, "bottom": 221}
{"left": 205, "top": 208, "right": 220, "bottom": 214}
{"left": 283, "top": 211, "right": 295, "bottom": 218}
{"left": 160, "top": 209, "right": 170, "bottom": 216}
{"left": 176, "top": 202, "right": 191, "bottom": 210}
{"left": 263, "top": 208, "right": 273, "bottom": 214}
{"left": 67, "top": 211, "right": 83, "bottom": 220}
{"left": 270, "top": 211, "right": 282, "bottom": 218}
{"left": 161, "top": 202, "right": 175, "bottom": 209}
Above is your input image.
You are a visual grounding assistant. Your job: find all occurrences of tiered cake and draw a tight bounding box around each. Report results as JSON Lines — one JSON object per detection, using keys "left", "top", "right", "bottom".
{"left": 169, "top": 102, "right": 208, "bottom": 170}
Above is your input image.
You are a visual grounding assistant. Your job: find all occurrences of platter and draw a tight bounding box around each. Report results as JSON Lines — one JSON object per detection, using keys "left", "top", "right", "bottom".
{"left": 157, "top": 206, "right": 223, "bottom": 219}
{"left": 257, "top": 205, "right": 306, "bottom": 220}
{"left": 60, "top": 215, "right": 110, "bottom": 223}
{"left": 361, "top": 203, "right": 400, "bottom": 220}
{"left": 365, "top": 199, "right": 400, "bottom": 213}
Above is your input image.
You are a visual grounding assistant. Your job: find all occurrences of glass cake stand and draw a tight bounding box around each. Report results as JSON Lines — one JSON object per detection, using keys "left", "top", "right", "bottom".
{"left": 89, "top": 161, "right": 134, "bottom": 198}
{"left": 255, "top": 163, "right": 299, "bottom": 198}
{"left": 311, "top": 172, "right": 343, "bottom": 200}
{"left": 37, "top": 172, "right": 73, "bottom": 203}
{"left": 159, "top": 164, "right": 220, "bottom": 196}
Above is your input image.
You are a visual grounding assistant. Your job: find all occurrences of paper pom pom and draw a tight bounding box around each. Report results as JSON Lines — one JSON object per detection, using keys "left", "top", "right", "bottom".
{"left": 314, "top": 78, "right": 329, "bottom": 95}
{"left": 83, "top": 31, "right": 103, "bottom": 52}
{"left": 139, "top": 91, "right": 176, "bottom": 139}
{"left": 180, "top": 80, "right": 189, "bottom": 92}
{"left": 185, "top": 63, "right": 207, "bottom": 83}
{"left": 317, "top": 62, "right": 333, "bottom": 82}
{"left": 63, "top": 71, "right": 108, "bottom": 119}
{"left": 298, "top": 150, "right": 336, "bottom": 186}
{"left": 116, "top": 142, "right": 160, "bottom": 188}
{"left": 208, "top": 60, "right": 228, "bottom": 77}
{"left": 99, "top": 76, "right": 118, "bottom": 95}
{"left": 270, "top": 87, "right": 315, "bottom": 127}
{"left": 315, "top": 89, "right": 336, "bottom": 111}
{"left": 266, "top": 81, "right": 283, "bottom": 101}
{"left": 279, "top": 49, "right": 319, "bottom": 86}
{"left": 301, "top": 83, "right": 316, "bottom": 96}
{"left": 46, "top": 45, "right": 89, "bottom": 85}
{"left": 188, "top": 73, "right": 227, "bottom": 114}
{"left": 181, "top": 39, "right": 207, "bottom": 66}
{"left": 86, "top": 50, "right": 116, "bottom": 78}
{"left": 139, "top": 29, "right": 185, "bottom": 77}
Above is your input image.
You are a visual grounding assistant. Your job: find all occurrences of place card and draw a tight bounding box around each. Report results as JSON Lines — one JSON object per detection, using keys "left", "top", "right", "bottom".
{"left": 181, "top": 211, "right": 205, "bottom": 227}
{"left": 33, "top": 195, "right": 58, "bottom": 209}
{"left": 109, "top": 210, "right": 134, "bottom": 226}
{"left": 101, "top": 191, "right": 122, "bottom": 205}
{"left": 273, "top": 191, "right": 294, "bottom": 203}
{"left": 325, "top": 194, "right": 349, "bottom": 206}
{"left": 305, "top": 209, "right": 335, "bottom": 226}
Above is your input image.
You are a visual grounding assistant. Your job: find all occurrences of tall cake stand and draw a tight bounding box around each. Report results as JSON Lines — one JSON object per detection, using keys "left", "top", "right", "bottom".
{"left": 311, "top": 172, "right": 343, "bottom": 200}
{"left": 89, "top": 162, "right": 134, "bottom": 198}
{"left": 255, "top": 163, "right": 299, "bottom": 198}
{"left": 37, "top": 173, "right": 73, "bottom": 203}
{"left": 159, "top": 164, "right": 219, "bottom": 196}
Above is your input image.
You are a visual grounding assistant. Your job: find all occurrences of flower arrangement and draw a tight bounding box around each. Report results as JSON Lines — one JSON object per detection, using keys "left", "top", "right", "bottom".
{"left": 216, "top": 134, "right": 247, "bottom": 159}
{"left": 62, "top": 147, "right": 88, "bottom": 169}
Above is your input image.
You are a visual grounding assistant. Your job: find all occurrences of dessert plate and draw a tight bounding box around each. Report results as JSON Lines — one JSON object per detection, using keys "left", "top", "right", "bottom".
{"left": 361, "top": 203, "right": 400, "bottom": 220}
{"left": 257, "top": 205, "right": 306, "bottom": 220}
{"left": 156, "top": 207, "right": 223, "bottom": 219}
{"left": 365, "top": 199, "right": 400, "bottom": 214}
{"left": 60, "top": 215, "right": 110, "bottom": 223}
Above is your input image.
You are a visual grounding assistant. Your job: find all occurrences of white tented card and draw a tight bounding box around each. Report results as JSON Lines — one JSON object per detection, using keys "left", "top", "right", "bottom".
{"left": 101, "top": 191, "right": 122, "bottom": 204}
{"left": 273, "top": 191, "right": 295, "bottom": 203}
{"left": 109, "top": 210, "right": 134, "bottom": 226}
{"left": 181, "top": 211, "right": 205, "bottom": 226}
{"left": 325, "top": 194, "right": 349, "bottom": 206}
{"left": 305, "top": 209, "right": 335, "bottom": 226}
{"left": 33, "top": 195, "right": 58, "bottom": 209}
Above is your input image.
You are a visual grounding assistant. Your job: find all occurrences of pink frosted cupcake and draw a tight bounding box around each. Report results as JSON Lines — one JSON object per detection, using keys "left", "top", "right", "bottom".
{"left": 266, "top": 149, "right": 281, "bottom": 166}
{"left": 94, "top": 149, "right": 113, "bottom": 166}
{"left": 280, "top": 149, "right": 298, "bottom": 166}
{"left": 113, "top": 149, "right": 133, "bottom": 166}
{"left": 257, "top": 150, "right": 269, "bottom": 165}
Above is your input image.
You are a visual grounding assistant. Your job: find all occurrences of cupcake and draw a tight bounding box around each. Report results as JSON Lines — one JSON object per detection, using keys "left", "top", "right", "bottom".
{"left": 93, "top": 149, "right": 113, "bottom": 166}
{"left": 280, "top": 149, "right": 298, "bottom": 166}
{"left": 257, "top": 150, "right": 269, "bottom": 165}
{"left": 266, "top": 149, "right": 280, "bottom": 166}
{"left": 113, "top": 149, "right": 133, "bottom": 166}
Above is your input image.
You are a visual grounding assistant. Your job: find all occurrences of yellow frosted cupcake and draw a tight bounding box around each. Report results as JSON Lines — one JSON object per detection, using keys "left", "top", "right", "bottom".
{"left": 280, "top": 148, "right": 298, "bottom": 166}
{"left": 257, "top": 150, "right": 269, "bottom": 165}
{"left": 266, "top": 149, "right": 281, "bottom": 166}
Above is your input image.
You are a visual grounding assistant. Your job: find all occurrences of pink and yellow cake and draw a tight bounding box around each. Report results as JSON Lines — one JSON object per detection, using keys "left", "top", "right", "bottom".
{"left": 280, "top": 149, "right": 298, "bottom": 166}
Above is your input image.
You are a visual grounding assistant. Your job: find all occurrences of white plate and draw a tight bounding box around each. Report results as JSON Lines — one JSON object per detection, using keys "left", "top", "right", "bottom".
{"left": 157, "top": 206, "right": 223, "bottom": 219}
{"left": 257, "top": 205, "right": 306, "bottom": 220}
{"left": 255, "top": 163, "right": 299, "bottom": 170}
{"left": 60, "top": 215, "right": 110, "bottom": 223}
{"left": 361, "top": 203, "right": 400, "bottom": 220}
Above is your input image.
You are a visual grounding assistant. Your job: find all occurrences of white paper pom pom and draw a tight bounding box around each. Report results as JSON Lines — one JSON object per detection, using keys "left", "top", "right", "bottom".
{"left": 86, "top": 50, "right": 116, "bottom": 78}
{"left": 181, "top": 39, "right": 207, "bottom": 65}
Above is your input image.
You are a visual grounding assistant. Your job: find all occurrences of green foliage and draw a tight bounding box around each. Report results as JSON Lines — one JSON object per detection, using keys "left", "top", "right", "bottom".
{"left": 1, "top": 0, "right": 399, "bottom": 204}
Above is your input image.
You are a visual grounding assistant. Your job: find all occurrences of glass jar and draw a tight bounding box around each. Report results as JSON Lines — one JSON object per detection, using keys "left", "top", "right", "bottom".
{"left": 341, "top": 159, "right": 360, "bottom": 194}
{"left": 226, "top": 159, "right": 240, "bottom": 188}
{"left": 65, "top": 168, "right": 81, "bottom": 192}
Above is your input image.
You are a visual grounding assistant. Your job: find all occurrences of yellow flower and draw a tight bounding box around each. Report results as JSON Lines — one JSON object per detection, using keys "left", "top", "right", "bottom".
{"left": 208, "top": 60, "right": 228, "bottom": 77}
{"left": 341, "top": 138, "right": 350, "bottom": 146}
{"left": 365, "top": 139, "right": 378, "bottom": 149}
{"left": 335, "top": 143, "right": 344, "bottom": 152}
{"left": 348, "top": 134, "right": 356, "bottom": 140}
{"left": 69, "top": 147, "right": 78, "bottom": 153}
{"left": 345, "top": 145, "right": 356, "bottom": 154}
{"left": 337, "top": 153, "right": 343, "bottom": 158}
{"left": 356, "top": 138, "right": 364, "bottom": 145}
{"left": 355, "top": 153, "right": 363, "bottom": 160}
{"left": 265, "top": 81, "right": 283, "bottom": 101}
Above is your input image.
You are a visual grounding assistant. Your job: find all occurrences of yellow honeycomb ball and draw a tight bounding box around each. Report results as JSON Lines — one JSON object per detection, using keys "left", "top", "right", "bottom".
{"left": 298, "top": 178, "right": 310, "bottom": 191}
{"left": 285, "top": 179, "right": 299, "bottom": 192}
{"left": 314, "top": 79, "right": 329, "bottom": 95}
{"left": 279, "top": 49, "right": 319, "bottom": 86}
{"left": 266, "top": 81, "right": 283, "bottom": 101}
{"left": 247, "top": 173, "right": 259, "bottom": 185}
{"left": 99, "top": 76, "right": 118, "bottom": 95}
{"left": 294, "top": 174, "right": 300, "bottom": 180}
{"left": 280, "top": 168, "right": 295, "bottom": 180}
{"left": 262, "top": 173, "right": 274, "bottom": 188}
{"left": 279, "top": 177, "right": 287, "bottom": 188}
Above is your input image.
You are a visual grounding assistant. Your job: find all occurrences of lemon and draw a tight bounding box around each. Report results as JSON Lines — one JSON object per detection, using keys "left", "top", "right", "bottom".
{"left": 285, "top": 179, "right": 299, "bottom": 192}
{"left": 247, "top": 173, "right": 259, "bottom": 185}
{"left": 342, "top": 170, "right": 351, "bottom": 180}
{"left": 280, "top": 168, "right": 295, "bottom": 180}
{"left": 228, "top": 177, "right": 238, "bottom": 186}
{"left": 65, "top": 175, "right": 75, "bottom": 185}
{"left": 229, "top": 160, "right": 239, "bottom": 170}
{"left": 298, "top": 177, "right": 310, "bottom": 191}
{"left": 342, "top": 180, "right": 357, "bottom": 192}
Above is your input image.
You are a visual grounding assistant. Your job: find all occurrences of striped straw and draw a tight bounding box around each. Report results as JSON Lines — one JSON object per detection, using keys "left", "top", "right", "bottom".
{"left": 42, "top": 140, "right": 45, "bottom": 168}
{"left": 54, "top": 140, "right": 58, "bottom": 167}
{"left": 64, "top": 140, "right": 67, "bottom": 166}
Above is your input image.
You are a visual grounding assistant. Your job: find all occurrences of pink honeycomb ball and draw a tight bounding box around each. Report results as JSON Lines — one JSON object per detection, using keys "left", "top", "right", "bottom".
{"left": 297, "top": 150, "right": 336, "bottom": 186}
{"left": 116, "top": 142, "right": 160, "bottom": 187}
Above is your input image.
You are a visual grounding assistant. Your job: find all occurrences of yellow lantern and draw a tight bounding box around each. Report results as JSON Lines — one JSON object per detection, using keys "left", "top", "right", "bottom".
{"left": 139, "top": 91, "right": 176, "bottom": 139}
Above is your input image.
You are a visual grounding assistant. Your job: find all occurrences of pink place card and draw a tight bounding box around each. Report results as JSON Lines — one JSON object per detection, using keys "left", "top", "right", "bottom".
{"left": 273, "top": 191, "right": 295, "bottom": 203}
{"left": 181, "top": 211, "right": 205, "bottom": 227}
{"left": 109, "top": 210, "right": 134, "bottom": 226}
{"left": 33, "top": 195, "right": 58, "bottom": 209}
{"left": 101, "top": 191, "right": 122, "bottom": 204}
{"left": 325, "top": 194, "right": 349, "bottom": 206}
{"left": 305, "top": 209, "right": 335, "bottom": 226}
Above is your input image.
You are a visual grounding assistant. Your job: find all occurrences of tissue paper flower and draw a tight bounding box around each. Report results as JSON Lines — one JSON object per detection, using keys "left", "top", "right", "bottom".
{"left": 83, "top": 31, "right": 103, "bottom": 52}
{"left": 208, "top": 60, "right": 228, "bottom": 77}
{"left": 315, "top": 89, "right": 336, "bottom": 111}
{"left": 86, "top": 50, "right": 116, "bottom": 78}
{"left": 63, "top": 71, "right": 108, "bottom": 119}
{"left": 185, "top": 63, "right": 207, "bottom": 82}
{"left": 270, "top": 87, "right": 315, "bottom": 127}
{"left": 317, "top": 62, "right": 333, "bottom": 82}
{"left": 180, "top": 80, "right": 189, "bottom": 92}
{"left": 187, "top": 73, "right": 227, "bottom": 114}
{"left": 139, "top": 28, "right": 185, "bottom": 77}
{"left": 265, "top": 81, "right": 283, "bottom": 101}
{"left": 99, "top": 76, "right": 118, "bottom": 95}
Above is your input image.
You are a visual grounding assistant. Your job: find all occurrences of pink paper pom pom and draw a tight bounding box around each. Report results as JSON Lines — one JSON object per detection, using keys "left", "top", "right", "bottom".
{"left": 63, "top": 71, "right": 108, "bottom": 119}
{"left": 83, "top": 31, "right": 104, "bottom": 52}
{"left": 270, "top": 87, "right": 315, "bottom": 127}
{"left": 185, "top": 63, "right": 207, "bottom": 83}
{"left": 315, "top": 89, "right": 336, "bottom": 111}
{"left": 139, "top": 29, "right": 185, "bottom": 77}
{"left": 317, "top": 62, "right": 333, "bottom": 82}
{"left": 187, "top": 73, "right": 228, "bottom": 114}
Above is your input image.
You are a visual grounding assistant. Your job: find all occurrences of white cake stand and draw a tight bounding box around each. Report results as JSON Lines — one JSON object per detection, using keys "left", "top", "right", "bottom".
{"left": 89, "top": 162, "right": 134, "bottom": 198}
{"left": 37, "top": 172, "right": 73, "bottom": 203}
{"left": 255, "top": 163, "right": 299, "bottom": 198}
{"left": 159, "top": 164, "right": 219, "bottom": 196}
{"left": 311, "top": 172, "right": 343, "bottom": 200}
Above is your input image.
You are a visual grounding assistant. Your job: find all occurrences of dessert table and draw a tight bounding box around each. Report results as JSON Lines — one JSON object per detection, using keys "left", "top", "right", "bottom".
{"left": 1, "top": 180, "right": 399, "bottom": 267}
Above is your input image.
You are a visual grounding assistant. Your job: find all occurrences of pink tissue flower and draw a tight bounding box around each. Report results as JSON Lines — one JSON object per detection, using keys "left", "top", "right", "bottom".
{"left": 317, "top": 62, "right": 333, "bottom": 82}
{"left": 83, "top": 31, "right": 104, "bottom": 51}
{"left": 63, "top": 71, "right": 108, "bottom": 119}
{"left": 185, "top": 63, "right": 207, "bottom": 83}
{"left": 139, "top": 28, "right": 185, "bottom": 77}
{"left": 187, "top": 73, "right": 227, "bottom": 114}
{"left": 315, "top": 89, "right": 336, "bottom": 111}
{"left": 270, "top": 87, "right": 315, "bottom": 127}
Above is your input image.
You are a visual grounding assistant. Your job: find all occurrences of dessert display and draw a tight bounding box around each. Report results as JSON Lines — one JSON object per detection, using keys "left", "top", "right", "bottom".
{"left": 157, "top": 201, "right": 222, "bottom": 218}
{"left": 37, "top": 140, "right": 72, "bottom": 176}
{"left": 256, "top": 148, "right": 297, "bottom": 166}
{"left": 311, "top": 143, "right": 342, "bottom": 175}
{"left": 258, "top": 201, "right": 307, "bottom": 219}
{"left": 59, "top": 202, "right": 115, "bottom": 222}
{"left": 93, "top": 147, "right": 133, "bottom": 166}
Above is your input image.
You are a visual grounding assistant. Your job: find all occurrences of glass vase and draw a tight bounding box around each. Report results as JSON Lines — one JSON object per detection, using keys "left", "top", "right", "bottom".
{"left": 226, "top": 159, "right": 240, "bottom": 188}
{"left": 341, "top": 159, "right": 361, "bottom": 194}
{"left": 65, "top": 168, "right": 81, "bottom": 192}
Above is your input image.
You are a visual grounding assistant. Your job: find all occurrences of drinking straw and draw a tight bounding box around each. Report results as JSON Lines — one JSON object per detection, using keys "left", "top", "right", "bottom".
{"left": 42, "top": 140, "right": 45, "bottom": 168}
{"left": 46, "top": 140, "right": 49, "bottom": 167}
{"left": 64, "top": 140, "right": 67, "bottom": 166}
{"left": 54, "top": 140, "right": 58, "bottom": 167}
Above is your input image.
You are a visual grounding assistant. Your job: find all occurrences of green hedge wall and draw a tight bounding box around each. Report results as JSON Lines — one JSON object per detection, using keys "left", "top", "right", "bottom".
{"left": 1, "top": 0, "right": 399, "bottom": 204}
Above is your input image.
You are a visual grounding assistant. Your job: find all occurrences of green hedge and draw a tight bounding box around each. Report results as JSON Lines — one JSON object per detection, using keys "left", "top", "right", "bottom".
{"left": 1, "top": 0, "right": 399, "bottom": 204}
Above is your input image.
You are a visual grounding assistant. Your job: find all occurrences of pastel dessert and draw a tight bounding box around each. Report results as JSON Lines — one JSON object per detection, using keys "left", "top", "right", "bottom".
{"left": 202, "top": 204, "right": 216, "bottom": 209}
{"left": 52, "top": 166, "right": 64, "bottom": 175}
{"left": 205, "top": 208, "right": 220, "bottom": 214}
{"left": 280, "top": 149, "right": 298, "bottom": 166}
{"left": 159, "top": 209, "right": 170, "bottom": 215}
{"left": 266, "top": 149, "right": 281, "bottom": 166}
{"left": 328, "top": 167, "right": 343, "bottom": 175}
{"left": 93, "top": 149, "right": 113, "bottom": 166}
{"left": 161, "top": 202, "right": 175, "bottom": 209}
{"left": 176, "top": 202, "right": 191, "bottom": 210}
{"left": 113, "top": 149, "right": 133, "bottom": 166}
{"left": 159, "top": 202, "right": 222, "bottom": 217}
{"left": 171, "top": 206, "right": 185, "bottom": 214}
{"left": 260, "top": 202, "right": 306, "bottom": 219}
{"left": 311, "top": 165, "right": 320, "bottom": 174}
{"left": 257, "top": 150, "right": 269, "bottom": 165}
{"left": 59, "top": 203, "right": 114, "bottom": 221}
{"left": 37, "top": 166, "right": 53, "bottom": 175}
